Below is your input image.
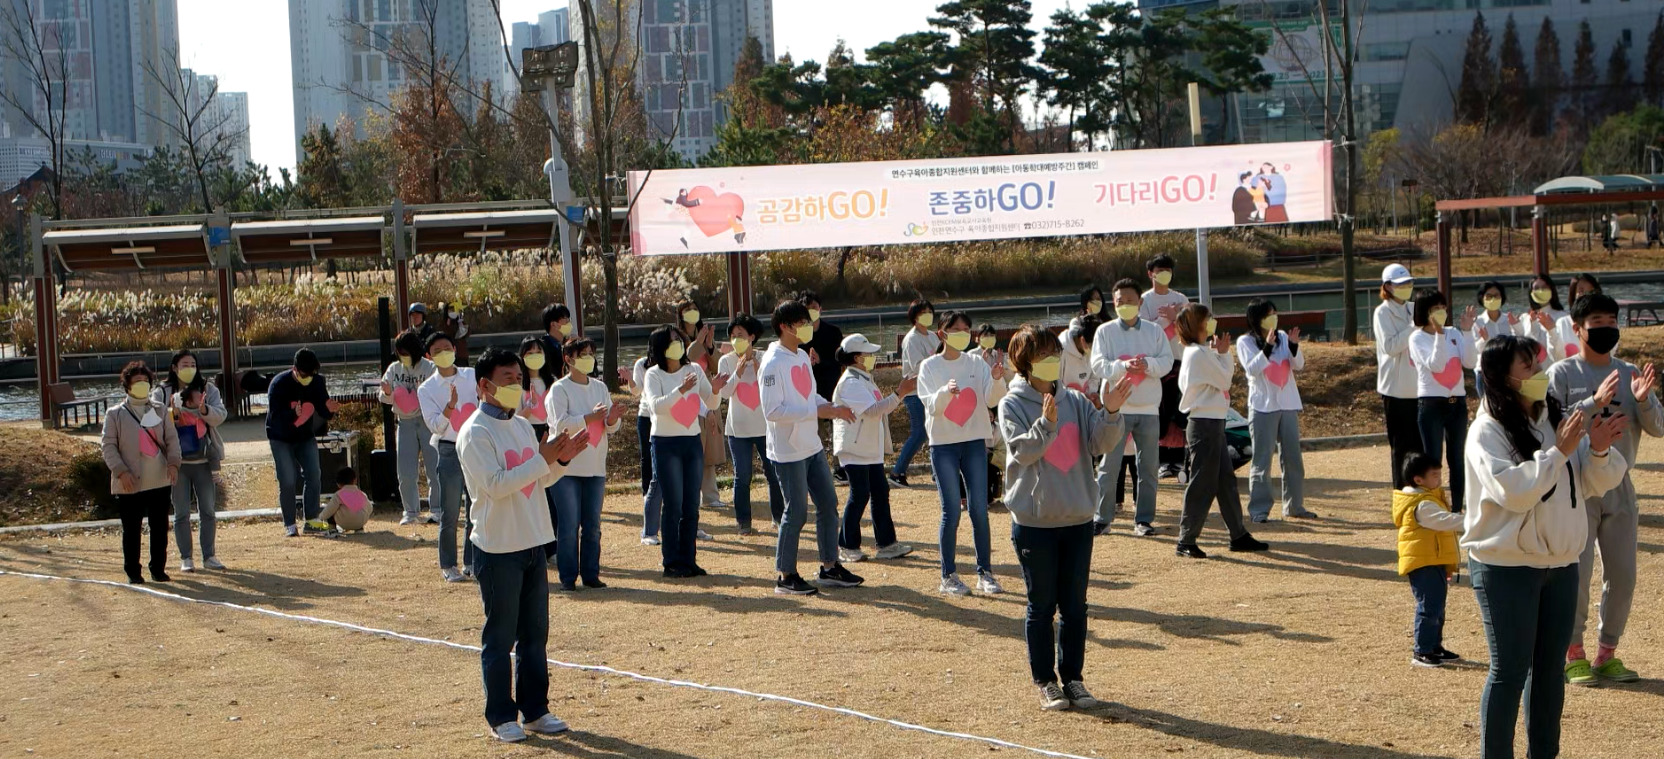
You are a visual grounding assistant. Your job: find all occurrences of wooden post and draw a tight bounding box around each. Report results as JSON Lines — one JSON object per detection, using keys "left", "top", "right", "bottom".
{"left": 31, "top": 213, "right": 55, "bottom": 427}
{"left": 1531, "top": 204, "right": 1549, "bottom": 277}
{"left": 1435, "top": 211, "right": 1452, "bottom": 300}
{"left": 726, "top": 251, "right": 752, "bottom": 316}
{"left": 216, "top": 266, "right": 238, "bottom": 416}
{"left": 392, "top": 199, "right": 412, "bottom": 327}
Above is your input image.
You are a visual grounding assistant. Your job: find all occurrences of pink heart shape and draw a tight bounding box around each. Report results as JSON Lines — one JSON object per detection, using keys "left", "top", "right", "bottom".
{"left": 449, "top": 402, "right": 477, "bottom": 432}
{"left": 943, "top": 387, "right": 979, "bottom": 426}
{"left": 1066, "top": 381, "right": 1089, "bottom": 394}
{"left": 292, "top": 401, "right": 315, "bottom": 428}
{"left": 790, "top": 364, "right": 813, "bottom": 398}
{"left": 1564, "top": 343, "right": 1580, "bottom": 359}
{"left": 138, "top": 428, "right": 160, "bottom": 458}
{"left": 1432, "top": 358, "right": 1463, "bottom": 390}
{"left": 586, "top": 418, "right": 605, "bottom": 447}
{"left": 1043, "top": 422, "right": 1081, "bottom": 472}
{"left": 734, "top": 380, "right": 760, "bottom": 410}
{"left": 1263, "top": 360, "right": 1291, "bottom": 388}
{"left": 685, "top": 186, "right": 747, "bottom": 238}
{"left": 670, "top": 393, "right": 702, "bottom": 428}
{"left": 504, "top": 447, "right": 538, "bottom": 497}
{"left": 1536, "top": 344, "right": 1548, "bottom": 365}
{"left": 872, "top": 389, "right": 883, "bottom": 402}
{"left": 180, "top": 410, "right": 208, "bottom": 437}
{"left": 1163, "top": 324, "right": 1176, "bottom": 340}
{"left": 524, "top": 389, "right": 547, "bottom": 423}
{"left": 337, "top": 488, "right": 370, "bottom": 512}
{"left": 392, "top": 387, "right": 420, "bottom": 415}
{"left": 1117, "top": 354, "right": 1148, "bottom": 386}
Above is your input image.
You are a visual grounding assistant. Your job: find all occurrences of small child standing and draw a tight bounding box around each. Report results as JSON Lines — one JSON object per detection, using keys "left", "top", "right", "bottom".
{"left": 1392, "top": 452, "right": 1465, "bottom": 668}
{"left": 318, "top": 468, "right": 373, "bottom": 534}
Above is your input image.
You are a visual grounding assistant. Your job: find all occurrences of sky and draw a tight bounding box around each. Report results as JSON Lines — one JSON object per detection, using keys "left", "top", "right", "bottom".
{"left": 176, "top": 0, "right": 1076, "bottom": 176}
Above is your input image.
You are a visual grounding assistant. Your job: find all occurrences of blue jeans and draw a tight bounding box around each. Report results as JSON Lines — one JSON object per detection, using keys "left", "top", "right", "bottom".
{"left": 475, "top": 547, "right": 550, "bottom": 728}
{"left": 1407, "top": 565, "right": 1448, "bottom": 656}
{"left": 1417, "top": 397, "right": 1468, "bottom": 512}
{"left": 436, "top": 441, "right": 474, "bottom": 570}
{"left": 637, "top": 416, "right": 663, "bottom": 538}
{"left": 1098, "top": 413, "right": 1159, "bottom": 525}
{"left": 1471, "top": 560, "right": 1580, "bottom": 759}
{"left": 840, "top": 462, "right": 895, "bottom": 550}
{"left": 1012, "top": 520, "right": 1094, "bottom": 684}
{"left": 892, "top": 395, "right": 927, "bottom": 478}
{"left": 652, "top": 435, "right": 704, "bottom": 569}
{"left": 932, "top": 439, "right": 991, "bottom": 577}
{"left": 269, "top": 436, "right": 321, "bottom": 526}
{"left": 551, "top": 475, "right": 604, "bottom": 585}
{"left": 774, "top": 452, "right": 840, "bottom": 576}
{"left": 171, "top": 461, "right": 216, "bottom": 560}
{"left": 728, "top": 435, "right": 782, "bottom": 527}
{"left": 396, "top": 415, "right": 439, "bottom": 517}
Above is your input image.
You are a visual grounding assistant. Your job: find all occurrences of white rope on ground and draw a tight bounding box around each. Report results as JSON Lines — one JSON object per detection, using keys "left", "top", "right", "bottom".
{"left": 0, "top": 568, "right": 1095, "bottom": 759}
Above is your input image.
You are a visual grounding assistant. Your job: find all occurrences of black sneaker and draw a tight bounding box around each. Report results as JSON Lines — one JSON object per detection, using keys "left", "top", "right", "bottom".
{"left": 662, "top": 565, "right": 694, "bottom": 578}
{"left": 833, "top": 467, "right": 849, "bottom": 483}
{"left": 775, "top": 573, "right": 819, "bottom": 595}
{"left": 1092, "top": 521, "right": 1111, "bottom": 536}
{"left": 126, "top": 573, "right": 145, "bottom": 585}
{"left": 1175, "top": 543, "right": 1208, "bottom": 559}
{"left": 582, "top": 578, "right": 608, "bottom": 589}
{"left": 556, "top": 581, "right": 577, "bottom": 592}
{"left": 1229, "top": 534, "right": 1270, "bottom": 552}
{"left": 818, "top": 563, "right": 865, "bottom": 588}
{"left": 887, "top": 473, "right": 909, "bottom": 489}
{"left": 1436, "top": 648, "right": 1462, "bottom": 662}
{"left": 150, "top": 568, "right": 171, "bottom": 583}
{"left": 1411, "top": 652, "right": 1444, "bottom": 668}
{"left": 688, "top": 564, "right": 709, "bottom": 577}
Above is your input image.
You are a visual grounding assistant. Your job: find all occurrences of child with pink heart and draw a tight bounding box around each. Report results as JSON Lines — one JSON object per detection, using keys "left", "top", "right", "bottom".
{"left": 997, "top": 326, "right": 1131, "bottom": 712}
{"left": 1235, "top": 300, "right": 1317, "bottom": 523}
{"left": 1407, "top": 289, "right": 1478, "bottom": 515}
{"left": 642, "top": 326, "right": 718, "bottom": 579}
{"left": 831, "top": 333, "right": 915, "bottom": 564}
{"left": 716, "top": 314, "right": 782, "bottom": 534}
{"left": 379, "top": 330, "right": 439, "bottom": 526}
{"left": 545, "top": 337, "right": 624, "bottom": 590}
{"left": 1174, "top": 305, "right": 1267, "bottom": 558}
{"left": 317, "top": 467, "right": 373, "bottom": 533}
{"left": 417, "top": 334, "right": 479, "bottom": 582}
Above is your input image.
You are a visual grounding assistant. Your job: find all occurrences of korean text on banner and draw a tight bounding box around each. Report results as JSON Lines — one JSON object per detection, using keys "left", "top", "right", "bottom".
{"left": 627, "top": 141, "right": 1332, "bottom": 256}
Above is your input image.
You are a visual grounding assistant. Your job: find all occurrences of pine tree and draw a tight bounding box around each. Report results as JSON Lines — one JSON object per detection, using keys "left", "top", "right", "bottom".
{"left": 1643, "top": 12, "right": 1664, "bottom": 108}
{"left": 1456, "top": 12, "right": 1495, "bottom": 125}
{"left": 1531, "top": 17, "right": 1563, "bottom": 135}
{"left": 1572, "top": 21, "right": 1599, "bottom": 125}
{"left": 1495, "top": 15, "right": 1529, "bottom": 128}
{"left": 1603, "top": 36, "right": 1637, "bottom": 117}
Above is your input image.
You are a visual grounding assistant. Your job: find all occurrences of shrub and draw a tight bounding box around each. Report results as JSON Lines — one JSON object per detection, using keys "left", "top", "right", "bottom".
{"left": 66, "top": 450, "right": 117, "bottom": 519}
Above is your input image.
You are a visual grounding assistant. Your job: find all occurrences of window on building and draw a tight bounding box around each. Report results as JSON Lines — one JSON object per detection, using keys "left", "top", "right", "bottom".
{"left": 1365, "top": 42, "right": 1410, "bottom": 61}
{"left": 1622, "top": 29, "right": 1632, "bottom": 47}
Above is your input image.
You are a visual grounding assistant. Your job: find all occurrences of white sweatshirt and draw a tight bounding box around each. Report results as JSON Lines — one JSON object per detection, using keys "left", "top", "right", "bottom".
{"left": 832, "top": 367, "right": 900, "bottom": 466}
{"left": 900, "top": 328, "right": 941, "bottom": 397}
{"left": 1140, "top": 287, "right": 1191, "bottom": 360}
{"left": 418, "top": 367, "right": 479, "bottom": 446}
{"left": 1521, "top": 308, "right": 1566, "bottom": 366}
{"left": 1235, "top": 331, "right": 1304, "bottom": 413}
{"left": 917, "top": 351, "right": 1003, "bottom": 446}
{"left": 631, "top": 357, "right": 651, "bottom": 417}
{"left": 643, "top": 363, "right": 714, "bottom": 438}
{"left": 1408, "top": 326, "right": 1476, "bottom": 398}
{"left": 1374, "top": 300, "right": 1417, "bottom": 399}
{"left": 1090, "top": 317, "right": 1174, "bottom": 416}
{"left": 378, "top": 358, "right": 434, "bottom": 420}
{"left": 1400, "top": 487, "right": 1467, "bottom": 532}
{"left": 545, "top": 375, "right": 619, "bottom": 478}
{"left": 1461, "top": 408, "right": 1625, "bottom": 568}
{"left": 1471, "top": 310, "right": 1522, "bottom": 355}
{"left": 1551, "top": 315, "right": 1583, "bottom": 362}
{"left": 758, "top": 342, "right": 827, "bottom": 463}
{"left": 716, "top": 350, "right": 766, "bottom": 438}
{"left": 458, "top": 404, "right": 566, "bottom": 554}
{"left": 966, "top": 346, "right": 1007, "bottom": 445}
{"left": 1178, "top": 343, "right": 1234, "bottom": 419}
{"left": 1058, "top": 330, "right": 1098, "bottom": 397}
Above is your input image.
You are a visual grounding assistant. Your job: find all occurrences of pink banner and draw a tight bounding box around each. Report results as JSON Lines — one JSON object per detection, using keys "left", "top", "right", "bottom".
{"left": 628, "top": 141, "right": 1332, "bottom": 256}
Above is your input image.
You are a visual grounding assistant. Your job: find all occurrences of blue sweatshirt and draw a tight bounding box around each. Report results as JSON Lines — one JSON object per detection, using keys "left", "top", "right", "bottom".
{"left": 265, "top": 369, "right": 334, "bottom": 443}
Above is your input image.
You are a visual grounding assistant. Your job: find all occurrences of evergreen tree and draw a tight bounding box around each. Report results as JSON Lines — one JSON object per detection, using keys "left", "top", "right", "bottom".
{"left": 1572, "top": 21, "right": 1599, "bottom": 125}
{"left": 296, "top": 124, "right": 347, "bottom": 209}
{"left": 1456, "top": 13, "right": 1495, "bottom": 125}
{"left": 866, "top": 31, "right": 955, "bottom": 120}
{"left": 1603, "top": 36, "right": 1637, "bottom": 118}
{"left": 1495, "top": 15, "right": 1530, "bottom": 127}
{"left": 1038, "top": 5, "right": 1108, "bottom": 151}
{"left": 930, "top": 0, "right": 1041, "bottom": 152}
{"left": 1530, "top": 17, "right": 1563, "bottom": 136}
{"left": 1643, "top": 12, "right": 1664, "bottom": 108}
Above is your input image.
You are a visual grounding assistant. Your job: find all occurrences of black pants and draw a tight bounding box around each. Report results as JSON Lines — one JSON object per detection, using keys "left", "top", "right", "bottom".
{"left": 118, "top": 486, "right": 171, "bottom": 578}
{"left": 1179, "top": 418, "right": 1249, "bottom": 545}
{"left": 1381, "top": 395, "right": 1423, "bottom": 489}
{"left": 957, "top": 448, "right": 1002, "bottom": 506}
{"left": 1158, "top": 364, "right": 1186, "bottom": 466}
{"left": 840, "top": 463, "right": 896, "bottom": 550}
{"left": 1113, "top": 454, "right": 1137, "bottom": 505}
{"left": 1012, "top": 520, "right": 1094, "bottom": 685}
{"left": 1417, "top": 397, "right": 1467, "bottom": 513}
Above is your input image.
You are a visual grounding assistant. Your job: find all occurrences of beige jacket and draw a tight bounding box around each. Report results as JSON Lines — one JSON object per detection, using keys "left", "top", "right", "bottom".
{"left": 101, "top": 398, "right": 183, "bottom": 494}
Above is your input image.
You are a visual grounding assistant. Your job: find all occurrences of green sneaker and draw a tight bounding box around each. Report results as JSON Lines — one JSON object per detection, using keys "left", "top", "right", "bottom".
{"left": 1565, "top": 658, "right": 1599, "bottom": 687}
{"left": 1593, "top": 658, "right": 1640, "bottom": 683}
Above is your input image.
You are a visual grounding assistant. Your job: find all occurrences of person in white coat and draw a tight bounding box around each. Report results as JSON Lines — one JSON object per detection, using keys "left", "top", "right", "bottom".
{"left": 890, "top": 299, "right": 940, "bottom": 488}
{"left": 832, "top": 334, "right": 916, "bottom": 562}
{"left": 1548, "top": 273, "right": 1601, "bottom": 363}
{"left": 1235, "top": 300, "right": 1315, "bottom": 522}
{"left": 1470, "top": 281, "right": 1520, "bottom": 400}
{"left": 1521, "top": 275, "right": 1567, "bottom": 369}
{"left": 1464, "top": 334, "right": 1628, "bottom": 759}
{"left": 418, "top": 333, "right": 478, "bottom": 582}
{"left": 1408, "top": 289, "right": 1478, "bottom": 513}
{"left": 1173, "top": 305, "right": 1268, "bottom": 558}
{"left": 1091, "top": 278, "right": 1174, "bottom": 536}
{"left": 1375, "top": 263, "right": 1422, "bottom": 488}
{"left": 919, "top": 310, "right": 1007, "bottom": 596}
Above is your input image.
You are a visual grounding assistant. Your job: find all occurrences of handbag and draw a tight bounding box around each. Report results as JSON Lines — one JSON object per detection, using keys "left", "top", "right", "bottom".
{"left": 700, "top": 411, "right": 728, "bottom": 465}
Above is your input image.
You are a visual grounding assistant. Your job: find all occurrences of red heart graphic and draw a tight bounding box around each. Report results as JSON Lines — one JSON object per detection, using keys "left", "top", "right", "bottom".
{"left": 1117, "top": 354, "right": 1148, "bottom": 386}
{"left": 670, "top": 393, "right": 702, "bottom": 428}
{"left": 685, "top": 186, "right": 746, "bottom": 238}
{"left": 944, "top": 387, "right": 980, "bottom": 426}
{"left": 449, "top": 402, "right": 477, "bottom": 432}
{"left": 1536, "top": 344, "right": 1548, "bottom": 365}
{"left": 504, "top": 447, "right": 538, "bottom": 497}
{"left": 734, "top": 380, "right": 760, "bottom": 410}
{"left": 790, "top": 364, "right": 813, "bottom": 398}
{"left": 1564, "top": 342, "right": 1580, "bottom": 359}
{"left": 392, "top": 387, "right": 420, "bottom": 415}
{"left": 138, "top": 428, "right": 160, "bottom": 458}
{"left": 180, "top": 410, "right": 208, "bottom": 437}
{"left": 1432, "top": 358, "right": 1463, "bottom": 390}
{"left": 586, "top": 418, "right": 605, "bottom": 447}
{"left": 1263, "top": 360, "right": 1292, "bottom": 388}
{"left": 1043, "top": 421, "right": 1081, "bottom": 472}
{"left": 292, "top": 401, "right": 315, "bottom": 428}
{"left": 337, "top": 488, "right": 370, "bottom": 512}
{"left": 524, "top": 388, "right": 546, "bottom": 422}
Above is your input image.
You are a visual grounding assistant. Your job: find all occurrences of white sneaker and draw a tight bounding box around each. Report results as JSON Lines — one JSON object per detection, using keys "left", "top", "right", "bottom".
{"left": 977, "top": 571, "right": 1004, "bottom": 595}
{"left": 203, "top": 556, "right": 226, "bottom": 570}
{"left": 399, "top": 514, "right": 416, "bottom": 526}
{"left": 696, "top": 529, "right": 713, "bottom": 540}
{"left": 442, "top": 567, "right": 466, "bottom": 583}
{"left": 704, "top": 500, "right": 729, "bottom": 509}
{"left": 874, "top": 543, "right": 914, "bottom": 560}
{"left": 641, "top": 535, "right": 661, "bottom": 546}
{"left": 1039, "top": 681, "right": 1070, "bottom": 711}
{"left": 180, "top": 558, "right": 195, "bottom": 572}
{"left": 424, "top": 513, "right": 441, "bottom": 525}
{"left": 524, "top": 713, "right": 570, "bottom": 734}
{"left": 939, "top": 573, "right": 971, "bottom": 596}
{"left": 491, "top": 722, "right": 528, "bottom": 742}
{"left": 284, "top": 524, "right": 299, "bottom": 537}
{"left": 837, "top": 547, "right": 868, "bottom": 563}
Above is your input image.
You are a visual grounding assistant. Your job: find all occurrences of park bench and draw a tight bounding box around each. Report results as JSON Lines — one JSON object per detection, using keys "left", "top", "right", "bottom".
{"left": 1623, "top": 300, "right": 1664, "bottom": 327}
{"left": 49, "top": 382, "right": 110, "bottom": 430}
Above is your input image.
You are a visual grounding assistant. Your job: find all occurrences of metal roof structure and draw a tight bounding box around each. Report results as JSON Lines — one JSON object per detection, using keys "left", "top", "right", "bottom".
{"left": 43, "top": 223, "right": 211, "bottom": 272}
{"left": 231, "top": 216, "right": 387, "bottom": 264}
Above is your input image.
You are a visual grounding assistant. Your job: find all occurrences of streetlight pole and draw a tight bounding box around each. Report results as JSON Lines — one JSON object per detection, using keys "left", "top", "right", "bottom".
{"left": 524, "top": 43, "right": 582, "bottom": 331}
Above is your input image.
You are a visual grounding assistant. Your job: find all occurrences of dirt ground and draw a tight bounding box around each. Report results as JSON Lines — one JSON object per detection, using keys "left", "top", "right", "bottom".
{"left": 5, "top": 437, "right": 1664, "bottom": 759}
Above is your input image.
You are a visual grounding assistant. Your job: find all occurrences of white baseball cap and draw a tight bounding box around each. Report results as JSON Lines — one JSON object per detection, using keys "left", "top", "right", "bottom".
{"left": 1381, "top": 264, "right": 1414, "bottom": 285}
{"left": 840, "top": 334, "right": 882, "bottom": 354}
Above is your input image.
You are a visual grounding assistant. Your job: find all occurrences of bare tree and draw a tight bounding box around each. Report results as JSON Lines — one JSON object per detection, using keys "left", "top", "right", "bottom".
{"left": 139, "top": 48, "right": 247, "bottom": 212}
{"left": 0, "top": 1, "right": 70, "bottom": 219}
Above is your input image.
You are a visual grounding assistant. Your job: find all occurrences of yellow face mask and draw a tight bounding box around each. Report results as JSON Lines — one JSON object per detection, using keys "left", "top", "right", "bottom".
{"left": 860, "top": 354, "right": 876, "bottom": 371}
{"left": 795, "top": 324, "right": 814, "bottom": 343}
{"left": 665, "top": 341, "right": 685, "bottom": 361}
{"left": 808, "top": 308, "right": 821, "bottom": 322}
{"left": 559, "top": 322, "right": 573, "bottom": 337}
{"left": 128, "top": 381, "right": 152, "bottom": 399}
{"left": 489, "top": 381, "right": 523, "bottom": 411}
{"left": 1430, "top": 308, "right": 1448, "bottom": 327}
{"left": 916, "top": 312, "right": 934, "bottom": 328}
{"left": 432, "top": 351, "right": 456, "bottom": 369}
{"left": 683, "top": 310, "right": 700, "bottom": 325}
{"left": 1483, "top": 296, "right": 1503, "bottom": 312}
{"left": 1260, "top": 314, "right": 1278, "bottom": 333}
{"left": 1115, "top": 304, "right": 1140, "bottom": 322}
{"left": 1204, "top": 318, "right": 1218, "bottom": 337}
{"left": 978, "top": 335, "right": 996, "bottom": 350}
{"left": 1392, "top": 285, "right": 1414, "bottom": 302}
{"left": 944, "top": 332, "right": 972, "bottom": 352}
{"left": 295, "top": 374, "right": 314, "bottom": 386}
{"left": 1518, "top": 371, "right": 1550, "bottom": 402}
{"left": 1530, "top": 288, "right": 1552, "bottom": 305}
{"left": 731, "top": 337, "right": 751, "bottom": 355}
{"left": 1153, "top": 271, "right": 1173, "bottom": 287}
{"left": 1085, "top": 299, "right": 1102, "bottom": 315}
{"left": 574, "top": 355, "right": 596, "bottom": 374}
{"left": 399, "top": 355, "right": 413, "bottom": 368}
{"left": 523, "top": 353, "right": 546, "bottom": 371}
{"left": 175, "top": 367, "right": 197, "bottom": 384}
{"left": 1030, "top": 356, "right": 1061, "bottom": 382}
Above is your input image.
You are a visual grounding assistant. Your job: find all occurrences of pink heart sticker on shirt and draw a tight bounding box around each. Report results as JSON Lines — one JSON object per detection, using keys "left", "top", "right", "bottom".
{"left": 524, "top": 389, "right": 547, "bottom": 423}
{"left": 1263, "top": 360, "right": 1291, "bottom": 388}
{"left": 292, "top": 401, "right": 315, "bottom": 428}
{"left": 392, "top": 387, "right": 420, "bottom": 415}
{"left": 1536, "top": 344, "right": 1548, "bottom": 365}
{"left": 1564, "top": 343, "right": 1580, "bottom": 359}
{"left": 1433, "top": 358, "right": 1463, "bottom": 390}
{"left": 180, "top": 410, "right": 208, "bottom": 437}
{"left": 670, "top": 393, "right": 702, "bottom": 428}
{"left": 790, "top": 364, "right": 813, "bottom": 398}
{"left": 504, "top": 447, "right": 538, "bottom": 497}
{"left": 1043, "top": 421, "right": 1081, "bottom": 472}
{"left": 1163, "top": 323, "right": 1177, "bottom": 340}
{"left": 872, "top": 388, "right": 883, "bottom": 403}
{"left": 734, "top": 380, "right": 760, "bottom": 409}
{"left": 1066, "top": 381, "right": 1088, "bottom": 394}
{"left": 1117, "top": 354, "right": 1148, "bottom": 386}
{"left": 138, "top": 428, "right": 160, "bottom": 458}
{"left": 944, "top": 387, "right": 980, "bottom": 426}
{"left": 338, "top": 488, "right": 370, "bottom": 512}
{"left": 449, "top": 402, "right": 477, "bottom": 432}
{"left": 586, "top": 418, "right": 605, "bottom": 446}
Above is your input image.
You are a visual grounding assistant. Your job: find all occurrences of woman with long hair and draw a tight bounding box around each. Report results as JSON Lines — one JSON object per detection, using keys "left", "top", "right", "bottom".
{"left": 1235, "top": 300, "right": 1314, "bottom": 522}
{"left": 1173, "top": 304, "right": 1266, "bottom": 558}
{"left": 518, "top": 336, "right": 557, "bottom": 443}
{"left": 672, "top": 299, "right": 725, "bottom": 512}
{"left": 1522, "top": 275, "right": 1567, "bottom": 368}
{"left": 154, "top": 350, "right": 227, "bottom": 571}
{"left": 1550, "top": 273, "right": 1601, "bottom": 362}
{"left": 642, "top": 325, "right": 722, "bottom": 577}
{"left": 1409, "top": 289, "right": 1478, "bottom": 513}
{"left": 380, "top": 330, "right": 438, "bottom": 525}
{"left": 715, "top": 313, "right": 781, "bottom": 534}
{"left": 103, "top": 362, "right": 182, "bottom": 583}
{"left": 918, "top": 310, "right": 1007, "bottom": 595}
{"left": 1471, "top": 281, "right": 1519, "bottom": 399}
{"left": 1464, "top": 335, "right": 1627, "bottom": 759}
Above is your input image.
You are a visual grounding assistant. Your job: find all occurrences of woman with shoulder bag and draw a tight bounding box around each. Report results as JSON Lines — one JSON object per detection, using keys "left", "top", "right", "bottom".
{"left": 104, "top": 362, "right": 182, "bottom": 584}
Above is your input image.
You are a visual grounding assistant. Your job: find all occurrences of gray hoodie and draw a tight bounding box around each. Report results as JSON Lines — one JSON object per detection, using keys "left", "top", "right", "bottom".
{"left": 998, "top": 375, "right": 1124, "bottom": 528}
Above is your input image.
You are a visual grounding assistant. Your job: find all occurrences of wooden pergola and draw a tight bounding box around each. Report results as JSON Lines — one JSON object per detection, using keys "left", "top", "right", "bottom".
{"left": 1432, "top": 174, "right": 1664, "bottom": 297}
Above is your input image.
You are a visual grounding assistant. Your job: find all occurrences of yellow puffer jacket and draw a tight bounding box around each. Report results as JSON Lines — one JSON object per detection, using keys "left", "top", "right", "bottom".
{"left": 1392, "top": 487, "right": 1459, "bottom": 576}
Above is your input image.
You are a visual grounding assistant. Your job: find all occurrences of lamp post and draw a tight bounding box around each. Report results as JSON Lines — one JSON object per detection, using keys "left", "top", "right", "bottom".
{"left": 521, "top": 42, "right": 582, "bottom": 331}
{"left": 3, "top": 192, "right": 23, "bottom": 307}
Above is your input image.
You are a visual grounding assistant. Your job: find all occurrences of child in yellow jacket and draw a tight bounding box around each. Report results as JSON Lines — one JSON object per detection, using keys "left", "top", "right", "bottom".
{"left": 1393, "top": 453, "right": 1465, "bottom": 668}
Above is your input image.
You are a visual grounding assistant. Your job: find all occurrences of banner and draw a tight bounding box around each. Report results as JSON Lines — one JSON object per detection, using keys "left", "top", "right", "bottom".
{"left": 627, "top": 141, "right": 1332, "bottom": 256}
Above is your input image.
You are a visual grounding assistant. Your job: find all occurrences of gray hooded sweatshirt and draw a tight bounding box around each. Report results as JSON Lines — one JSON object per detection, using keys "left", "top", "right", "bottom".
{"left": 998, "top": 375, "right": 1124, "bottom": 528}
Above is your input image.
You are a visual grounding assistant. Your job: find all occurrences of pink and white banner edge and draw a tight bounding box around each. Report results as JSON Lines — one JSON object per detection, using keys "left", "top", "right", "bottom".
{"left": 627, "top": 140, "right": 1333, "bottom": 257}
